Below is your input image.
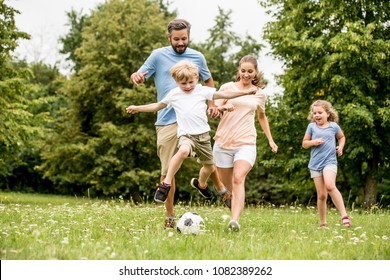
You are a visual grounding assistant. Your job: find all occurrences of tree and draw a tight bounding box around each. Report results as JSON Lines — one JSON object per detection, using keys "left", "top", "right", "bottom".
{"left": 9, "top": 60, "right": 65, "bottom": 193}
{"left": 0, "top": 2, "right": 36, "bottom": 185}
{"left": 59, "top": 9, "right": 91, "bottom": 72}
{"left": 193, "top": 7, "right": 264, "bottom": 88}
{"left": 39, "top": 0, "right": 175, "bottom": 201}
{"left": 260, "top": 0, "right": 390, "bottom": 206}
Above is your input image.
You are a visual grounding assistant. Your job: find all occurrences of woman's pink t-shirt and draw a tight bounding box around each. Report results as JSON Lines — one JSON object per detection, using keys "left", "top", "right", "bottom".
{"left": 213, "top": 82, "right": 267, "bottom": 149}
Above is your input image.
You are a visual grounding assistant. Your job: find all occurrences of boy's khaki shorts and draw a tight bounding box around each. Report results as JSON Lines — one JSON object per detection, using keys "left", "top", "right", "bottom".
{"left": 178, "top": 132, "right": 214, "bottom": 165}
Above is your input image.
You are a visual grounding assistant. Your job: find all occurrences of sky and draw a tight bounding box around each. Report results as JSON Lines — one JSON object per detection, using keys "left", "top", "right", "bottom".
{"left": 8, "top": 0, "right": 284, "bottom": 94}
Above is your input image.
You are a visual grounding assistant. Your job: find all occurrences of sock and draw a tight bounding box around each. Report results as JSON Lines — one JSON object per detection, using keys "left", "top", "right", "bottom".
{"left": 216, "top": 186, "right": 227, "bottom": 196}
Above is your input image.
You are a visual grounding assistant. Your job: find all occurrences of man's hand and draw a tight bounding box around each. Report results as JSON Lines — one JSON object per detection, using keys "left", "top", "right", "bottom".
{"left": 130, "top": 71, "right": 148, "bottom": 85}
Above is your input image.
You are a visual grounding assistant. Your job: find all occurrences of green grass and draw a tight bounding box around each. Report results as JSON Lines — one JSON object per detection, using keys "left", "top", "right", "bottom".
{"left": 0, "top": 192, "right": 389, "bottom": 260}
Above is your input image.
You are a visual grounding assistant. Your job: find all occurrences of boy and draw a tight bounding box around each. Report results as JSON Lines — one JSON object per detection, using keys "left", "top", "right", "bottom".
{"left": 126, "top": 60, "right": 257, "bottom": 203}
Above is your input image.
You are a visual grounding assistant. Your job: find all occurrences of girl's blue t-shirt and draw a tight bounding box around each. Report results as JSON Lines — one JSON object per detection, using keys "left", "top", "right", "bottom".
{"left": 138, "top": 47, "right": 212, "bottom": 126}
{"left": 305, "top": 122, "right": 341, "bottom": 171}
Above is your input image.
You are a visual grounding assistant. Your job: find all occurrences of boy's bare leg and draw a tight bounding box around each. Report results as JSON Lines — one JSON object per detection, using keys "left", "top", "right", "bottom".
{"left": 198, "top": 164, "right": 215, "bottom": 187}
{"left": 163, "top": 146, "right": 190, "bottom": 185}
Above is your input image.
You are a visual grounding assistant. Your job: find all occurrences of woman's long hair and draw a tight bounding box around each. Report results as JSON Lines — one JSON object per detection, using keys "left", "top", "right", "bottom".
{"left": 235, "top": 55, "right": 265, "bottom": 89}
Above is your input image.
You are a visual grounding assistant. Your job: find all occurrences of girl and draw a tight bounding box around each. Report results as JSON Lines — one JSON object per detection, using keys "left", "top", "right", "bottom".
{"left": 213, "top": 55, "right": 278, "bottom": 231}
{"left": 302, "top": 100, "right": 352, "bottom": 227}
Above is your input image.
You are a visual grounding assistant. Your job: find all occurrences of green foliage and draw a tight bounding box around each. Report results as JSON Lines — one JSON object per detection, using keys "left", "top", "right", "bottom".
{"left": 260, "top": 0, "right": 390, "bottom": 205}
{"left": 2, "top": 60, "right": 65, "bottom": 192}
{"left": 0, "top": 2, "right": 48, "bottom": 185}
{"left": 0, "top": 2, "right": 30, "bottom": 71}
{"left": 59, "top": 9, "right": 91, "bottom": 72}
{"left": 192, "top": 7, "right": 264, "bottom": 88}
{"left": 39, "top": 0, "right": 174, "bottom": 199}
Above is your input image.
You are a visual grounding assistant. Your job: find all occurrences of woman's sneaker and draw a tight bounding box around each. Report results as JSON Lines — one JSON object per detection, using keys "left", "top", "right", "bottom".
{"left": 190, "top": 178, "right": 212, "bottom": 199}
{"left": 154, "top": 182, "right": 171, "bottom": 203}
{"left": 228, "top": 220, "right": 240, "bottom": 232}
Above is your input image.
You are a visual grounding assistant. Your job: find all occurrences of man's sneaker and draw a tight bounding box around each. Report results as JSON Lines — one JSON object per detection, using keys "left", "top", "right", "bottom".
{"left": 222, "top": 191, "right": 232, "bottom": 209}
{"left": 228, "top": 220, "right": 240, "bottom": 232}
{"left": 164, "top": 216, "right": 175, "bottom": 228}
{"left": 190, "top": 178, "right": 212, "bottom": 199}
{"left": 154, "top": 182, "right": 171, "bottom": 203}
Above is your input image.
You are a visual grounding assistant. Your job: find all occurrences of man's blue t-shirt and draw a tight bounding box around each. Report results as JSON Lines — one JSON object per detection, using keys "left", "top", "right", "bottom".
{"left": 138, "top": 46, "right": 212, "bottom": 126}
{"left": 305, "top": 122, "right": 341, "bottom": 171}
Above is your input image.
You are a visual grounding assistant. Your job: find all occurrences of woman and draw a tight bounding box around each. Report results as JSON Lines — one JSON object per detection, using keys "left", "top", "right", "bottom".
{"left": 213, "top": 55, "right": 278, "bottom": 231}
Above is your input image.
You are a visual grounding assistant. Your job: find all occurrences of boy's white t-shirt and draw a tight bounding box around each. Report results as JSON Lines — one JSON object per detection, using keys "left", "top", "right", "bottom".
{"left": 161, "top": 84, "right": 216, "bottom": 137}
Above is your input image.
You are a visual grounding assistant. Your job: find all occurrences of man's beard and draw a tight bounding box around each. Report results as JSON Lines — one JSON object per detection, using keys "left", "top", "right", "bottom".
{"left": 172, "top": 43, "right": 187, "bottom": 54}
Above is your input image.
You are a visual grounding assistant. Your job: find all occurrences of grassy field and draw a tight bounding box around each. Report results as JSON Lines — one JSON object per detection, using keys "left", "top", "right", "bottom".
{"left": 0, "top": 191, "right": 389, "bottom": 260}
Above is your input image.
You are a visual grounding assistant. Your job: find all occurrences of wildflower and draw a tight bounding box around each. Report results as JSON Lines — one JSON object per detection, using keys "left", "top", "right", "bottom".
{"left": 61, "top": 237, "right": 69, "bottom": 244}
{"left": 221, "top": 214, "right": 229, "bottom": 222}
{"left": 350, "top": 237, "right": 359, "bottom": 243}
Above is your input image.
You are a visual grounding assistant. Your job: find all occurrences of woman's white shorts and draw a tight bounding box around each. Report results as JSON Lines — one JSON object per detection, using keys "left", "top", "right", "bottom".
{"left": 213, "top": 142, "right": 256, "bottom": 168}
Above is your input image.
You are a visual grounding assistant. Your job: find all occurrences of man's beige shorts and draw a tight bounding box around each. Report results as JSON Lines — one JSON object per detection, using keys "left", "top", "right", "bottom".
{"left": 156, "top": 123, "right": 178, "bottom": 176}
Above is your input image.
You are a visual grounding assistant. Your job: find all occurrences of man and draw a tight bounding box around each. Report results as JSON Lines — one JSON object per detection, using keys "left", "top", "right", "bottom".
{"left": 130, "top": 19, "right": 230, "bottom": 228}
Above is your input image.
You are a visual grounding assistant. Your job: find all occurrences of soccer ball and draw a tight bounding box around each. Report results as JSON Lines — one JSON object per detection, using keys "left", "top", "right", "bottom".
{"left": 176, "top": 212, "right": 205, "bottom": 235}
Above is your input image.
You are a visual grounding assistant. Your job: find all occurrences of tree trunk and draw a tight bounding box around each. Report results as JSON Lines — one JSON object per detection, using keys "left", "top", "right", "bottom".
{"left": 364, "top": 173, "right": 377, "bottom": 207}
{"left": 364, "top": 156, "right": 378, "bottom": 207}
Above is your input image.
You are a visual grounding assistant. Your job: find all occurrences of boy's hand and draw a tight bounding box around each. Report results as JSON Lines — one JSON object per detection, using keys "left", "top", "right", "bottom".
{"left": 126, "top": 105, "right": 138, "bottom": 114}
{"left": 208, "top": 106, "right": 220, "bottom": 118}
{"left": 248, "top": 86, "right": 258, "bottom": 94}
{"left": 243, "top": 86, "right": 258, "bottom": 95}
{"left": 218, "top": 104, "right": 235, "bottom": 112}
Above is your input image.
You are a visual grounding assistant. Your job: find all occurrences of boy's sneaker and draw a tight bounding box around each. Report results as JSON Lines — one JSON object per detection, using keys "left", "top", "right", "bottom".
{"left": 164, "top": 216, "right": 175, "bottom": 228}
{"left": 222, "top": 191, "right": 232, "bottom": 209}
{"left": 228, "top": 220, "right": 240, "bottom": 232}
{"left": 154, "top": 182, "right": 171, "bottom": 203}
{"left": 190, "top": 178, "right": 212, "bottom": 199}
